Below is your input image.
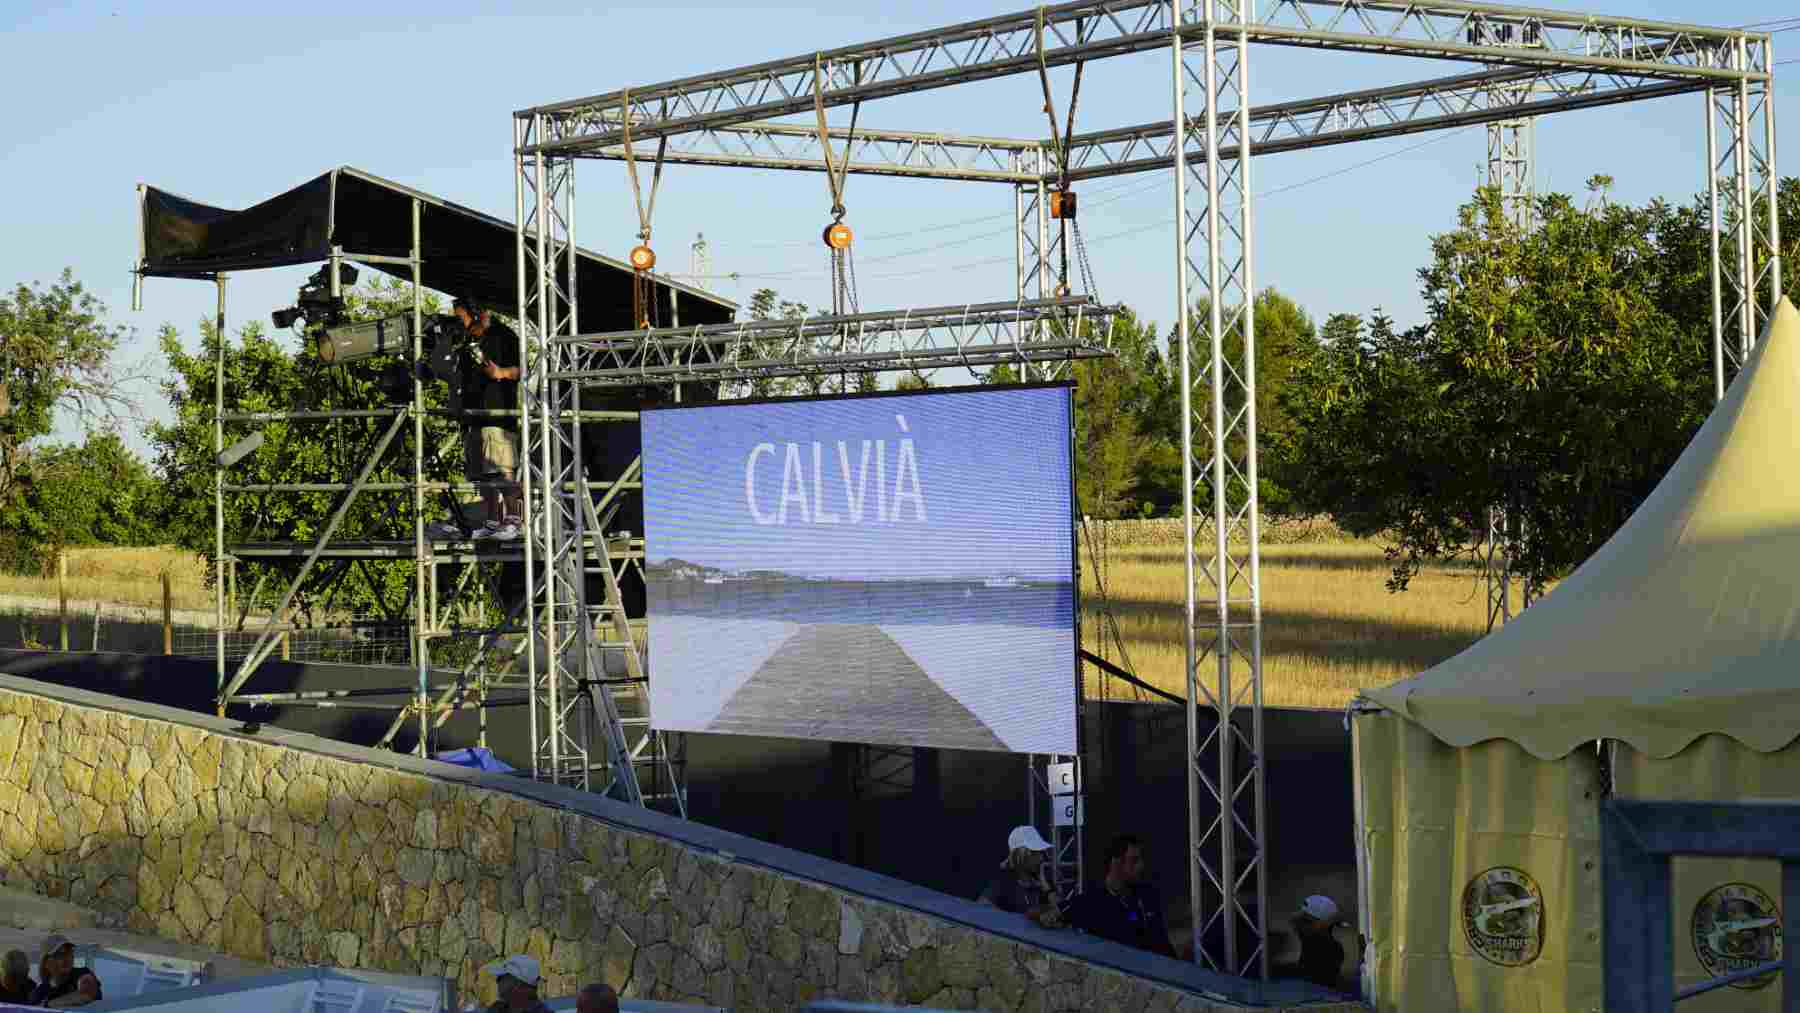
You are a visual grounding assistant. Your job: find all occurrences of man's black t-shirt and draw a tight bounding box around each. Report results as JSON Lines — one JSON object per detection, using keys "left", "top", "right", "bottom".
{"left": 459, "top": 319, "right": 522, "bottom": 425}
{"left": 1066, "top": 883, "right": 1174, "bottom": 957}
{"left": 0, "top": 975, "right": 36, "bottom": 1004}
{"left": 30, "top": 970, "right": 101, "bottom": 1006}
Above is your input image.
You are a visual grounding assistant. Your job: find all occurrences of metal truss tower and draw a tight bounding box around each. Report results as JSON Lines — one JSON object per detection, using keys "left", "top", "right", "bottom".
{"left": 512, "top": 125, "right": 688, "bottom": 809}
{"left": 1709, "top": 33, "right": 1784, "bottom": 402}
{"left": 507, "top": 0, "right": 1780, "bottom": 983}
{"left": 1480, "top": 23, "right": 1539, "bottom": 630}
{"left": 1173, "top": 3, "right": 1266, "bottom": 976}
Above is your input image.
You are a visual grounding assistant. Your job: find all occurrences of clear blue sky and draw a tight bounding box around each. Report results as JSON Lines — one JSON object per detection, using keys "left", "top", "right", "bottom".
{"left": 3, "top": 2, "right": 1796, "bottom": 456}
{"left": 642, "top": 386, "right": 1073, "bottom": 580}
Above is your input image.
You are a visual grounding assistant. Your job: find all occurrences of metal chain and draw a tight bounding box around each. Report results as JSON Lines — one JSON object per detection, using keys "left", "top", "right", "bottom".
{"left": 1071, "top": 218, "right": 1099, "bottom": 301}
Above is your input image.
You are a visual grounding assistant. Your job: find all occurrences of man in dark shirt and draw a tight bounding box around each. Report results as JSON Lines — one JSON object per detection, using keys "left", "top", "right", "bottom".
{"left": 29, "top": 934, "right": 102, "bottom": 1008}
{"left": 1272, "top": 894, "right": 1347, "bottom": 990}
{"left": 1066, "top": 834, "right": 1176, "bottom": 958}
{"left": 978, "top": 825, "right": 1064, "bottom": 927}
{"left": 0, "top": 948, "right": 34, "bottom": 1004}
{"left": 433, "top": 298, "right": 524, "bottom": 540}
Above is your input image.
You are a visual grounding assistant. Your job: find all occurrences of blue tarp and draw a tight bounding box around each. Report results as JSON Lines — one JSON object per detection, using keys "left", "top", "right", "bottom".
{"left": 433, "top": 747, "right": 515, "bottom": 773}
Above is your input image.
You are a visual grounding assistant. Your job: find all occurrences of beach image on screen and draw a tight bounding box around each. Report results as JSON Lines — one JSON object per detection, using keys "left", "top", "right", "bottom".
{"left": 641, "top": 385, "right": 1076, "bottom": 755}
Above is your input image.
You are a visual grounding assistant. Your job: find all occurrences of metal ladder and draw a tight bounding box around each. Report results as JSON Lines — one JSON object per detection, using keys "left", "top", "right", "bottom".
{"left": 581, "top": 484, "right": 687, "bottom": 816}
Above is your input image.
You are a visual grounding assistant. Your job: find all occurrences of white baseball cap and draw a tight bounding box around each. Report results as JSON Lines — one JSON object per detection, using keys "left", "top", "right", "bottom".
{"left": 1300, "top": 895, "right": 1339, "bottom": 923}
{"left": 482, "top": 955, "right": 541, "bottom": 986}
{"left": 1005, "top": 825, "right": 1053, "bottom": 864}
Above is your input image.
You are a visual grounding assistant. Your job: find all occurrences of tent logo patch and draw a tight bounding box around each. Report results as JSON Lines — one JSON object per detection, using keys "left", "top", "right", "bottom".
{"left": 1692, "top": 882, "right": 1783, "bottom": 991}
{"left": 1462, "top": 866, "right": 1544, "bottom": 967}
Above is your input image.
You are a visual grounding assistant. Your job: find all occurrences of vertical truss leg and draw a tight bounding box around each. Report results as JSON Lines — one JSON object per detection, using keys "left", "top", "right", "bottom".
{"left": 410, "top": 196, "right": 430, "bottom": 756}
{"left": 1176, "top": 0, "right": 1267, "bottom": 979}
{"left": 1486, "top": 114, "right": 1534, "bottom": 232}
{"left": 1027, "top": 755, "right": 1084, "bottom": 903}
{"left": 1482, "top": 101, "right": 1533, "bottom": 630}
{"left": 1016, "top": 146, "right": 1052, "bottom": 383}
{"left": 517, "top": 117, "right": 592, "bottom": 790}
{"left": 1709, "top": 39, "right": 1781, "bottom": 397}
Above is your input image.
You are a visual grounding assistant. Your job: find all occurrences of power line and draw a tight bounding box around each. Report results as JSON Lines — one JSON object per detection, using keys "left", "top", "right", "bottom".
{"left": 845, "top": 127, "right": 1477, "bottom": 283}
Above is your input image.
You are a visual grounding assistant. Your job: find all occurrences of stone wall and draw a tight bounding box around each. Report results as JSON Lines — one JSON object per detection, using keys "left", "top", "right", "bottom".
{"left": 0, "top": 679, "right": 1356, "bottom": 1012}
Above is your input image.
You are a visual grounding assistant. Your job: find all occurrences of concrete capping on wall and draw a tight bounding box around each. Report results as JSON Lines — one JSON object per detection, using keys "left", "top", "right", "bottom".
{"left": 0, "top": 673, "right": 1357, "bottom": 1012}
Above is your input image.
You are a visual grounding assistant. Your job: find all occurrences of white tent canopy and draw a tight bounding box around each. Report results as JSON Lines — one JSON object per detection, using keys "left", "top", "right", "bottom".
{"left": 1365, "top": 297, "right": 1800, "bottom": 760}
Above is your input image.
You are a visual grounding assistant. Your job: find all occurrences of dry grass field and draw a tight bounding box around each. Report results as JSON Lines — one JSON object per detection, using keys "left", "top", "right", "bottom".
{"left": 4, "top": 531, "right": 1498, "bottom": 709}
{"left": 1078, "top": 520, "right": 1495, "bottom": 709}
{"left": 0, "top": 546, "right": 211, "bottom": 611}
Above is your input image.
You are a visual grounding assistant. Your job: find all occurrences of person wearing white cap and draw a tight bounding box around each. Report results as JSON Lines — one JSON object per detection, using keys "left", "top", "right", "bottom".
{"left": 1271, "top": 894, "right": 1347, "bottom": 990}
{"left": 480, "top": 955, "right": 550, "bottom": 1013}
{"left": 31, "top": 933, "right": 102, "bottom": 1008}
{"left": 977, "top": 825, "right": 1065, "bottom": 928}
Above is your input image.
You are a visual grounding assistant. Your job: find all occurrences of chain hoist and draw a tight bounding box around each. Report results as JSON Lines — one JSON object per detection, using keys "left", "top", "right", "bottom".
{"left": 620, "top": 90, "right": 668, "bottom": 329}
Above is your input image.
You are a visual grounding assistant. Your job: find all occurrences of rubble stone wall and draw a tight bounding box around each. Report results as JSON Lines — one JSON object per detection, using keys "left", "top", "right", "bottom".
{"left": 0, "top": 679, "right": 1356, "bottom": 1012}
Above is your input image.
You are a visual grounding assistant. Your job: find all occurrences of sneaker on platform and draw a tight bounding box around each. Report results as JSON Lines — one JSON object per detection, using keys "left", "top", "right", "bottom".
{"left": 487, "top": 520, "right": 521, "bottom": 541}
{"left": 426, "top": 521, "right": 463, "bottom": 540}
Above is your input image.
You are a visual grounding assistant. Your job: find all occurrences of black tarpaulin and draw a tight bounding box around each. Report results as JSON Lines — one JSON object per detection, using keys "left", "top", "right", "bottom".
{"left": 139, "top": 167, "right": 734, "bottom": 330}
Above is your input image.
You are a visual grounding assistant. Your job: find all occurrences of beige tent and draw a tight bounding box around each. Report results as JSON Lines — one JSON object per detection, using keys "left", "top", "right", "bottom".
{"left": 1353, "top": 297, "right": 1800, "bottom": 1010}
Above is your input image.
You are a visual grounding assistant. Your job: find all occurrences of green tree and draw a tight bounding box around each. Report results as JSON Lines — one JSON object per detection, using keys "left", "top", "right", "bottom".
{"left": 0, "top": 270, "right": 143, "bottom": 571}
{"left": 1283, "top": 183, "right": 1730, "bottom": 595}
{"left": 1128, "top": 288, "right": 1317, "bottom": 517}
{"left": 5, "top": 430, "right": 161, "bottom": 566}
{"left": 1072, "top": 310, "right": 1158, "bottom": 519}
{"left": 149, "top": 278, "right": 457, "bottom": 620}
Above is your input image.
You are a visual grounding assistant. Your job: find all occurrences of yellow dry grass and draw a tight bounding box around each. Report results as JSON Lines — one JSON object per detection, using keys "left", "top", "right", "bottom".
{"left": 17, "top": 532, "right": 1499, "bottom": 709}
{"left": 0, "top": 546, "right": 212, "bottom": 612}
{"left": 1079, "top": 521, "right": 1496, "bottom": 710}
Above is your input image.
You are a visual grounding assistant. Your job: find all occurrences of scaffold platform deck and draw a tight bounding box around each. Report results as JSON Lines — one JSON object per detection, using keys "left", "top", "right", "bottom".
{"left": 226, "top": 534, "right": 644, "bottom": 561}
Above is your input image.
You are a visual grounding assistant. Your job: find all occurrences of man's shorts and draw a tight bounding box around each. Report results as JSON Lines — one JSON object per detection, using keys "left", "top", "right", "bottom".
{"left": 464, "top": 426, "right": 519, "bottom": 480}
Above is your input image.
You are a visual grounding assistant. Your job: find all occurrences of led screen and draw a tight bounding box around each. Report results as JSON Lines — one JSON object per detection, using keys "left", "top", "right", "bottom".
{"left": 641, "top": 384, "right": 1076, "bottom": 755}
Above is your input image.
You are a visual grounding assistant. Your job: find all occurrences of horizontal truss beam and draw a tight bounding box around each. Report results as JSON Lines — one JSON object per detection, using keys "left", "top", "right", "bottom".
{"left": 585, "top": 63, "right": 1702, "bottom": 183}
{"left": 517, "top": 0, "right": 1766, "bottom": 156}
{"left": 590, "top": 121, "right": 1042, "bottom": 183}
{"left": 550, "top": 296, "right": 1120, "bottom": 385}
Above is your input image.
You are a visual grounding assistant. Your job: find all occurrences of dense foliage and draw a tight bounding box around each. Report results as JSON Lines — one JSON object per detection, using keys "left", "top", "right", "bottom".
{"left": 146, "top": 277, "right": 458, "bottom": 617}
{"left": 1281, "top": 179, "right": 1798, "bottom": 594}
{"left": 0, "top": 272, "right": 141, "bottom": 573}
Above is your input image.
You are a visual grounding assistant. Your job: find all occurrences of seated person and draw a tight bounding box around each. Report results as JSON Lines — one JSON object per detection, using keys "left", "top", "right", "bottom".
{"left": 29, "top": 935, "right": 102, "bottom": 1008}
{"left": 978, "top": 825, "right": 1064, "bottom": 927}
{"left": 1065, "top": 834, "right": 1177, "bottom": 958}
{"left": 0, "top": 948, "right": 34, "bottom": 1003}
{"left": 1271, "top": 895, "right": 1347, "bottom": 990}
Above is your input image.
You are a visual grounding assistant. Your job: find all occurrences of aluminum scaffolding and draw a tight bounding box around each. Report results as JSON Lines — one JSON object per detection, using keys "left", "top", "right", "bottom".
{"left": 512, "top": 0, "right": 1779, "bottom": 978}
{"left": 135, "top": 173, "right": 729, "bottom": 817}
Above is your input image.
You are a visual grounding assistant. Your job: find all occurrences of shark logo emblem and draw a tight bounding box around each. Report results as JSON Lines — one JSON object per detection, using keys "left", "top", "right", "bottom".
{"left": 1692, "top": 883, "right": 1783, "bottom": 991}
{"left": 1462, "top": 866, "right": 1544, "bottom": 967}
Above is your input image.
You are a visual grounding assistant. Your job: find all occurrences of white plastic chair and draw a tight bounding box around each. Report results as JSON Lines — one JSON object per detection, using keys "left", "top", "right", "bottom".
{"left": 378, "top": 988, "right": 441, "bottom": 1013}
{"left": 308, "top": 980, "right": 366, "bottom": 1013}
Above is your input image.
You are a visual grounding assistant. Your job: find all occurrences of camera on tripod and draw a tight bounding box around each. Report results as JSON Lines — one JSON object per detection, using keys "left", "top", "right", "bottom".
{"left": 271, "top": 265, "right": 355, "bottom": 331}
{"left": 272, "top": 264, "right": 480, "bottom": 403}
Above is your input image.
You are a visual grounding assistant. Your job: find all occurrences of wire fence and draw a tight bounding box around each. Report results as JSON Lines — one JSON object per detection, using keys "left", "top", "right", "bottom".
{"left": 171, "top": 616, "right": 415, "bottom": 667}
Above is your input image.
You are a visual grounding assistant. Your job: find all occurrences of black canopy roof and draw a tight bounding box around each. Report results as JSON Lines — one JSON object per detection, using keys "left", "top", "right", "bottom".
{"left": 138, "top": 167, "right": 734, "bottom": 330}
